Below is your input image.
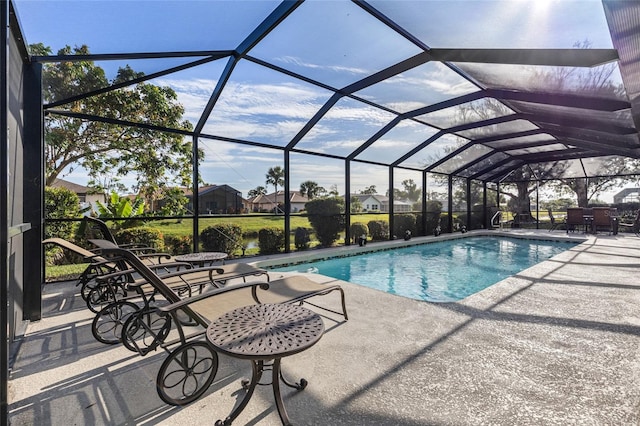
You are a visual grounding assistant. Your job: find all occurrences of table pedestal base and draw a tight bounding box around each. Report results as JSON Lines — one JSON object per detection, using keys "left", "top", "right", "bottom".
{"left": 215, "top": 358, "right": 307, "bottom": 426}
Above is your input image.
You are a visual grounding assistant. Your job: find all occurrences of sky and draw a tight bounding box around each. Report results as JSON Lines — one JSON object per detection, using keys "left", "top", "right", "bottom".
{"left": 13, "top": 0, "right": 631, "bottom": 202}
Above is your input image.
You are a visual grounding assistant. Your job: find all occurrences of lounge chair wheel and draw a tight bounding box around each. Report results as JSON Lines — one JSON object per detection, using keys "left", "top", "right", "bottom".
{"left": 91, "top": 301, "right": 139, "bottom": 344}
{"left": 86, "top": 283, "right": 127, "bottom": 314}
{"left": 157, "top": 341, "right": 218, "bottom": 406}
{"left": 122, "top": 308, "right": 172, "bottom": 355}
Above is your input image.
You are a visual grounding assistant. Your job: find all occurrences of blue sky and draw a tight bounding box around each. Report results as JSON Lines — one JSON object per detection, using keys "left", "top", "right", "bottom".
{"left": 13, "top": 0, "right": 626, "bottom": 201}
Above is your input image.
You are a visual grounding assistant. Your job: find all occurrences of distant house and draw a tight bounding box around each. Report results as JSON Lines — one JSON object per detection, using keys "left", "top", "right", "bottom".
{"left": 179, "top": 184, "right": 247, "bottom": 214}
{"left": 350, "top": 194, "right": 383, "bottom": 212}
{"left": 350, "top": 194, "right": 413, "bottom": 213}
{"left": 247, "top": 190, "right": 309, "bottom": 213}
{"left": 613, "top": 188, "right": 640, "bottom": 204}
{"left": 50, "top": 179, "right": 106, "bottom": 212}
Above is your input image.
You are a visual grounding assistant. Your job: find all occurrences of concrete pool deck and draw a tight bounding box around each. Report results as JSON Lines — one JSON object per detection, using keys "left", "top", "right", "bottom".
{"left": 8, "top": 230, "right": 640, "bottom": 425}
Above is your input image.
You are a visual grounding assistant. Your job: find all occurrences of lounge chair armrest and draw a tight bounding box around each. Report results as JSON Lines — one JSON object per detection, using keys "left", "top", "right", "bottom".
{"left": 158, "top": 281, "right": 271, "bottom": 313}
{"left": 137, "top": 252, "right": 173, "bottom": 262}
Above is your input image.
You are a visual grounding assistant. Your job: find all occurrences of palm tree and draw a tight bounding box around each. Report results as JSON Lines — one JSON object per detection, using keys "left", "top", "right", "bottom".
{"left": 300, "top": 180, "right": 325, "bottom": 200}
{"left": 247, "top": 186, "right": 267, "bottom": 198}
{"left": 266, "top": 166, "right": 285, "bottom": 211}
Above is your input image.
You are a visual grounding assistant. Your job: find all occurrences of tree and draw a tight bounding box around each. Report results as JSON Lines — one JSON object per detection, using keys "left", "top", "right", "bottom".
{"left": 360, "top": 185, "right": 377, "bottom": 195}
{"left": 401, "top": 179, "right": 421, "bottom": 202}
{"left": 156, "top": 187, "right": 189, "bottom": 218}
{"left": 247, "top": 186, "right": 267, "bottom": 198}
{"left": 265, "top": 166, "right": 285, "bottom": 196}
{"left": 350, "top": 196, "right": 363, "bottom": 213}
{"left": 306, "top": 197, "right": 345, "bottom": 247}
{"left": 299, "top": 180, "right": 325, "bottom": 200}
{"left": 33, "top": 43, "right": 196, "bottom": 208}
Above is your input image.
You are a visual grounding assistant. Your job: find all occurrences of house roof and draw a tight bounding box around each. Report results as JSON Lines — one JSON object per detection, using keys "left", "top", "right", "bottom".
{"left": 51, "top": 179, "right": 95, "bottom": 194}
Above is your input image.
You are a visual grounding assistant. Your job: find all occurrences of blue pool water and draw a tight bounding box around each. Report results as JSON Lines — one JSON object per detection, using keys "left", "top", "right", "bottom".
{"left": 271, "top": 236, "right": 577, "bottom": 302}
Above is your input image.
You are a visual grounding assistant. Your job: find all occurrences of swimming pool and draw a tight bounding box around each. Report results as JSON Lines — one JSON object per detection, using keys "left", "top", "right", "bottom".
{"left": 270, "top": 236, "right": 577, "bottom": 302}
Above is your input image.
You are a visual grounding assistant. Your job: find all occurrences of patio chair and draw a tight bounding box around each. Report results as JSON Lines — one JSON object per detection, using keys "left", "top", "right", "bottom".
{"left": 547, "top": 209, "right": 563, "bottom": 232}
{"left": 43, "top": 238, "right": 190, "bottom": 312}
{"left": 618, "top": 209, "right": 640, "bottom": 236}
{"left": 592, "top": 207, "right": 616, "bottom": 234}
{"left": 565, "top": 208, "right": 584, "bottom": 233}
{"left": 80, "top": 216, "right": 157, "bottom": 253}
{"left": 94, "top": 247, "right": 347, "bottom": 406}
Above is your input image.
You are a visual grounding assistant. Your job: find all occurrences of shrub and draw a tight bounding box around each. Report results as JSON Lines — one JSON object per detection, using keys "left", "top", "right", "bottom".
{"left": 306, "top": 197, "right": 345, "bottom": 247}
{"left": 258, "top": 227, "right": 285, "bottom": 254}
{"left": 350, "top": 222, "right": 368, "bottom": 244}
{"left": 164, "top": 235, "right": 193, "bottom": 255}
{"left": 114, "top": 227, "right": 165, "bottom": 251}
{"left": 393, "top": 214, "right": 416, "bottom": 238}
{"left": 367, "top": 220, "right": 389, "bottom": 241}
{"left": 200, "top": 223, "right": 243, "bottom": 256}
{"left": 425, "top": 200, "right": 443, "bottom": 235}
{"left": 44, "top": 186, "right": 81, "bottom": 240}
{"left": 294, "top": 227, "right": 312, "bottom": 250}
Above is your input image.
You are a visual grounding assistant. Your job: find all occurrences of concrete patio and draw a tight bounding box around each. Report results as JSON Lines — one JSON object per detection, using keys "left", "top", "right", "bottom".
{"left": 7, "top": 231, "right": 640, "bottom": 425}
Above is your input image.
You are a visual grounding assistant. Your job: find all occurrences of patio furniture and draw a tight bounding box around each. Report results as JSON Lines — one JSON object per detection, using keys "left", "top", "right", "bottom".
{"left": 565, "top": 208, "right": 584, "bottom": 233}
{"left": 174, "top": 251, "right": 228, "bottom": 267}
{"left": 207, "top": 303, "right": 324, "bottom": 426}
{"left": 548, "top": 209, "right": 564, "bottom": 232}
{"left": 81, "top": 216, "right": 158, "bottom": 254}
{"left": 94, "top": 247, "right": 347, "bottom": 406}
{"left": 592, "top": 207, "right": 617, "bottom": 234}
{"left": 618, "top": 209, "right": 640, "bottom": 236}
{"left": 43, "top": 237, "right": 184, "bottom": 309}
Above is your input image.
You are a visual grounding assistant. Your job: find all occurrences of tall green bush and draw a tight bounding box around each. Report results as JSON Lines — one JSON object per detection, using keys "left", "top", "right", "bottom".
{"left": 258, "top": 227, "right": 285, "bottom": 254}
{"left": 367, "top": 220, "right": 389, "bottom": 241}
{"left": 114, "top": 227, "right": 165, "bottom": 251}
{"left": 306, "top": 197, "right": 345, "bottom": 247}
{"left": 425, "top": 200, "right": 443, "bottom": 235}
{"left": 200, "top": 223, "right": 243, "bottom": 256}
{"left": 294, "top": 227, "right": 312, "bottom": 250}
{"left": 393, "top": 214, "right": 416, "bottom": 238}
{"left": 44, "top": 186, "right": 81, "bottom": 240}
{"left": 350, "top": 222, "right": 368, "bottom": 244}
{"left": 164, "top": 235, "right": 193, "bottom": 255}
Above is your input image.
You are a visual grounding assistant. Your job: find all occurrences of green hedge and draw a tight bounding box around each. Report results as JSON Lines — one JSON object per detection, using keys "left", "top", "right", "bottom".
{"left": 114, "top": 227, "right": 165, "bottom": 251}
{"left": 367, "top": 220, "right": 389, "bottom": 241}
{"left": 294, "top": 227, "right": 312, "bottom": 250}
{"left": 350, "top": 222, "right": 369, "bottom": 244}
{"left": 200, "top": 223, "right": 244, "bottom": 256}
{"left": 258, "top": 227, "right": 285, "bottom": 254}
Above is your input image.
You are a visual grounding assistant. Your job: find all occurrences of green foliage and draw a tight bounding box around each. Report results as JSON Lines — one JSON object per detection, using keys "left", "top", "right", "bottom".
{"left": 393, "top": 214, "right": 416, "bottom": 237}
{"left": 114, "top": 227, "right": 165, "bottom": 251}
{"left": 156, "top": 187, "right": 189, "bottom": 217}
{"left": 37, "top": 43, "right": 196, "bottom": 195}
{"left": 95, "top": 191, "right": 145, "bottom": 228}
{"left": 258, "top": 227, "right": 285, "bottom": 254}
{"left": 44, "top": 186, "right": 82, "bottom": 239}
{"left": 350, "top": 222, "right": 369, "bottom": 244}
{"left": 425, "top": 200, "right": 443, "bottom": 235}
{"left": 294, "top": 227, "right": 312, "bottom": 250}
{"left": 200, "top": 223, "right": 243, "bottom": 256}
{"left": 367, "top": 220, "right": 389, "bottom": 241}
{"left": 350, "top": 196, "right": 363, "bottom": 213}
{"left": 299, "top": 181, "right": 325, "bottom": 200}
{"left": 305, "top": 197, "right": 345, "bottom": 247}
{"left": 164, "top": 234, "right": 193, "bottom": 255}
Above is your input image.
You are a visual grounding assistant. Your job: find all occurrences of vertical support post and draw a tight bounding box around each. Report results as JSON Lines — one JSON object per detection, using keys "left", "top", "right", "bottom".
{"left": 447, "top": 175, "right": 453, "bottom": 233}
{"left": 535, "top": 180, "right": 540, "bottom": 229}
{"left": 482, "top": 181, "right": 488, "bottom": 229}
{"left": 192, "top": 135, "right": 199, "bottom": 252}
{"left": 466, "top": 178, "right": 471, "bottom": 230}
{"left": 388, "top": 166, "right": 394, "bottom": 239}
{"left": 284, "top": 151, "right": 290, "bottom": 253}
{"left": 23, "top": 61, "right": 42, "bottom": 320}
{"left": 1, "top": 1, "right": 9, "bottom": 421}
{"left": 344, "top": 160, "right": 351, "bottom": 245}
{"left": 422, "top": 171, "right": 427, "bottom": 236}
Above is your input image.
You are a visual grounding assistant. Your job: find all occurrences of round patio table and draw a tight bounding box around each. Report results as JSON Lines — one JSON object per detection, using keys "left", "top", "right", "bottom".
{"left": 174, "top": 251, "right": 227, "bottom": 267}
{"left": 207, "top": 303, "right": 324, "bottom": 426}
